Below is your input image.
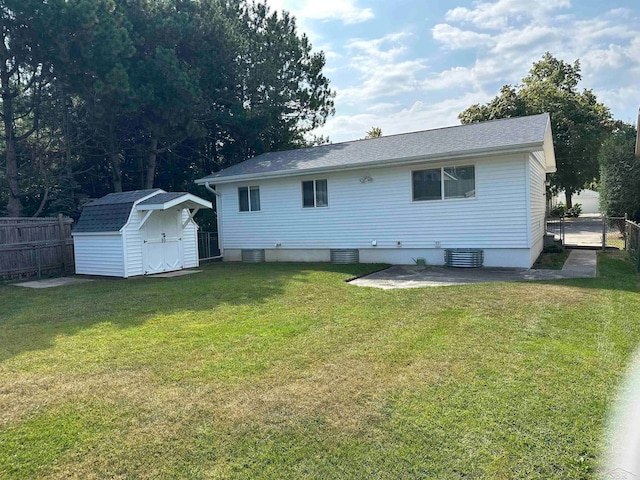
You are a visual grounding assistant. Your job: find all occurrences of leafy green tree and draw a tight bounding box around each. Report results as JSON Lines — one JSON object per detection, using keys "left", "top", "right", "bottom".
{"left": 459, "top": 53, "right": 614, "bottom": 208}
{"left": 599, "top": 124, "right": 640, "bottom": 221}
{"left": 0, "top": 0, "right": 56, "bottom": 216}
{"left": 365, "top": 127, "right": 382, "bottom": 138}
{"left": 216, "top": 1, "right": 335, "bottom": 165}
{"left": 1, "top": 0, "right": 336, "bottom": 213}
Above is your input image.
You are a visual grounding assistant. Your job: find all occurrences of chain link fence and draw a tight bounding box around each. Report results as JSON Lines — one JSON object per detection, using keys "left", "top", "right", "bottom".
{"left": 605, "top": 217, "right": 627, "bottom": 250}
{"left": 627, "top": 220, "right": 640, "bottom": 272}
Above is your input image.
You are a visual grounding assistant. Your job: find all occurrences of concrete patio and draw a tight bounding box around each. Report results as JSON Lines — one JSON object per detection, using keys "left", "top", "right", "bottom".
{"left": 349, "top": 249, "right": 597, "bottom": 289}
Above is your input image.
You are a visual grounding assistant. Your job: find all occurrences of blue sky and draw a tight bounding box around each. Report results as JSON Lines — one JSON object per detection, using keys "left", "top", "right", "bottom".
{"left": 266, "top": 0, "right": 640, "bottom": 143}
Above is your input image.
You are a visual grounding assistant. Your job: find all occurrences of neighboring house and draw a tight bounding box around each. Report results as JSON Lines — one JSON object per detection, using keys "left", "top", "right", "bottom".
{"left": 195, "top": 113, "right": 556, "bottom": 268}
{"left": 73, "top": 189, "right": 211, "bottom": 277}
{"left": 552, "top": 189, "right": 600, "bottom": 214}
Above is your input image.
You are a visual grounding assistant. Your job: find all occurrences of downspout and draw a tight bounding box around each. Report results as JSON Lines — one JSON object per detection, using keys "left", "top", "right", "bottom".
{"left": 205, "top": 181, "right": 224, "bottom": 258}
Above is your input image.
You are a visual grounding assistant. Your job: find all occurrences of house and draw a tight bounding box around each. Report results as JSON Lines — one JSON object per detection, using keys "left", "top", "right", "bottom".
{"left": 72, "top": 189, "right": 211, "bottom": 277}
{"left": 195, "top": 113, "right": 556, "bottom": 268}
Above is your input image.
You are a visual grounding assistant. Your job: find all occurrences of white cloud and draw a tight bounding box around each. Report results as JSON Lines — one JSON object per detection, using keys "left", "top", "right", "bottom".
{"left": 431, "top": 24, "right": 493, "bottom": 50}
{"left": 445, "top": 0, "right": 571, "bottom": 29}
{"left": 338, "top": 32, "right": 428, "bottom": 103}
{"left": 582, "top": 45, "right": 628, "bottom": 72}
{"left": 491, "top": 24, "right": 559, "bottom": 54}
{"left": 266, "top": 0, "right": 373, "bottom": 25}
{"left": 597, "top": 86, "right": 640, "bottom": 121}
{"left": 318, "top": 92, "right": 493, "bottom": 142}
{"left": 305, "top": 0, "right": 640, "bottom": 146}
{"left": 295, "top": 0, "right": 373, "bottom": 24}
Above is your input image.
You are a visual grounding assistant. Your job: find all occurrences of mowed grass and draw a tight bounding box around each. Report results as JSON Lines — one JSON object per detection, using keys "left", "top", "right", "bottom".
{"left": 0, "top": 255, "right": 639, "bottom": 479}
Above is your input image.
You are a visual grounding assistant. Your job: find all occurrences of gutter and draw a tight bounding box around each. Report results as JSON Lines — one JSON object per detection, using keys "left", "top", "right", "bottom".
{"left": 204, "top": 182, "right": 224, "bottom": 258}
{"left": 194, "top": 142, "right": 545, "bottom": 186}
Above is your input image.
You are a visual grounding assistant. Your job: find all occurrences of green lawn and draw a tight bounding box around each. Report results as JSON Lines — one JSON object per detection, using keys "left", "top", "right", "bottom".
{"left": 1, "top": 254, "right": 639, "bottom": 479}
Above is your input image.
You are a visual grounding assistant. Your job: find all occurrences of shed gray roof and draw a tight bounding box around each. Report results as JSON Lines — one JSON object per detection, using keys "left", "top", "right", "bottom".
{"left": 74, "top": 189, "right": 160, "bottom": 233}
{"left": 137, "top": 192, "right": 186, "bottom": 205}
{"left": 196, "top": 113, "right": 551, "bottom": 184}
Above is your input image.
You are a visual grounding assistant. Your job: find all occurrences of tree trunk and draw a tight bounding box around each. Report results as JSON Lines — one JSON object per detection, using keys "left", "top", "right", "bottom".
{"left": 144, "top": 137, "right": 158, "bottom": 190}
{"left": 565, "top": 189, "right": 573, "bottom": 209}
{"left": 1, "top": 64, "right": 23, "bottom": 216}
{"left": 208, "top": 124, "right": 217, "bottom": 175}
{"left": 137, "top": 155, "right": 145, "bottom": 189}
{"left": 110, "top": 152, "right": 123, "bottom": 192}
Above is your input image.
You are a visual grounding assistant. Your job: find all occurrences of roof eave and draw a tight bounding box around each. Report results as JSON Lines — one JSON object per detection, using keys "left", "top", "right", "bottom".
{"left": 71, "top": 231, "right": 123, "bottom": 236}
{"left": 136, "top": 194, "right": 212, "bottom": 211}
{"left": 543, "top": 116, "right": 557, "bottom": 173}
{"left": 195, "top": 142, "right": 544, "bottom": 186}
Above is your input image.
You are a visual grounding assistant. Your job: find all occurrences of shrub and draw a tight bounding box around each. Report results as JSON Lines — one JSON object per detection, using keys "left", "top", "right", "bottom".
{"left": 550, "top": 203, "right": 567, "bottom": 218}
{"left": 543, "top": 243, "right": 564, "bottom": 254}
{"left": 566, "top": 203, "right": 582, "bottom": 217}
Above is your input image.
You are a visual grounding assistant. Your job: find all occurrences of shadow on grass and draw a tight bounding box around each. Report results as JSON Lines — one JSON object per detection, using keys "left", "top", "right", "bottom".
{"left": 0, "top": 262, "right": 380, "bottom": 364}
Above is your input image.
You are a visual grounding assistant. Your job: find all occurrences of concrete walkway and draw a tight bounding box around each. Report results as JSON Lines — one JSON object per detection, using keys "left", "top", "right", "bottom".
{"left": 561, "top": 249, "right": 597, "bottom": 277}
{"left": 349, "top": 249, "right": 597, "bottom": 289}
{"left": 13, "top": 277, "right": 94, "bottom": 289}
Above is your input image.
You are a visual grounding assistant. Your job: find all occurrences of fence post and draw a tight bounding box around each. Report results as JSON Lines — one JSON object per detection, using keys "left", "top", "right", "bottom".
{"left": 35, "top": 246, "right": 41, "bottom": 279}
{"left": 57, "top": 213, "right": 67, "bottom": 273}
{"left": 602, "top": 216, "right": 606, "bottom": 251}
{"left": 624, "top": 214, "right": 628, "bottom": 251}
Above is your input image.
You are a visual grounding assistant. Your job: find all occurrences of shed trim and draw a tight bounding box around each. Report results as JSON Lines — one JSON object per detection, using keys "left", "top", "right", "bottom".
{"left": 71, "top": 231, "right": 122, "bottom": 237}
{"left": 136, "top": 193, "right": 212, "bottom": 211}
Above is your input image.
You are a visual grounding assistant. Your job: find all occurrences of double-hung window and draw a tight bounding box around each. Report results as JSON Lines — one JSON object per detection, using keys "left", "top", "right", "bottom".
{"left": 302, "top": 179, "right": 328, "bottom": 208}
{"left": 412, "top": 165, "right": 475, "bottom": 201}
{"left": 238, "top": 186, "right": 260, "bottom": 212}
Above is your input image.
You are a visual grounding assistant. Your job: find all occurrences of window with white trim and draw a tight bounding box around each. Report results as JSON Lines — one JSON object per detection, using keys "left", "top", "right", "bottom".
{"left": 412, "top": 165, "right": 475, "bottom": 201}
{"left": 302, "top": 179, "right": 328, "bottom": 208}
{"left": 238, "top": 186, "right": 260, "bottom": 211}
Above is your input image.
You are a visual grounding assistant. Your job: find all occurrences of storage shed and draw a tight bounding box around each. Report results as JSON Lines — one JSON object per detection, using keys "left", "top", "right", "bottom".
{"left": 72, "top": 189, "right": 212, "bottom": 277}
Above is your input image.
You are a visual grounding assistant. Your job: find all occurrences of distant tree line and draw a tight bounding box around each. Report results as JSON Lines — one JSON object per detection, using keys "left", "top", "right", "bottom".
{"left": 0, "top": 0, "right": 335, "bottom": 218}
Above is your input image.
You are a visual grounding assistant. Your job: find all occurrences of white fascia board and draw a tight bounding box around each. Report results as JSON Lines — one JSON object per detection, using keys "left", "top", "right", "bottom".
{"left": 194, "top": 143, "right": 544, "bottom": 186}
{"left": 72, "top": 231, "right": 122, "bottom": 237}
{"left": 543, "top": 118, "right": 557, "bottom": 173}
{"left": 136, "top": 194, "right": 212, "bottom": 211}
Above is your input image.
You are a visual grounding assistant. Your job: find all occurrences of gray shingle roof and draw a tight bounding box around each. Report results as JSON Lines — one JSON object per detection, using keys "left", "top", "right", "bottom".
{"left": 87, "top": 189, "right": 160, "bottom": 206}
{"left": 196, "top": 113, "right": 550, "bottom": 184}
{"left": 74, "top": 189, "right": 161, "bottom": 233}
{"left": 137, "top": 192, "right": 187, "bottom": 205}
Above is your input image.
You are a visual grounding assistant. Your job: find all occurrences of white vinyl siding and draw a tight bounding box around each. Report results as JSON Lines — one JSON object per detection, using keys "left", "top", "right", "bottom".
{"left": 75, "top": 206, "right": 201, "bottom": 278}
{"left": 122, "top": 209, "right": 144, "bottom": 277}
{"left": 528, "top": 153, "right": 547, "bottom": 264}
{"left": 73, "top": 235, "right": 125, "bottom": 277}
{"left": 182, "top": 209, "right": 199, "bottom": 268}
{"left": 218, "top": 154, "right": 529, "bottom": 250}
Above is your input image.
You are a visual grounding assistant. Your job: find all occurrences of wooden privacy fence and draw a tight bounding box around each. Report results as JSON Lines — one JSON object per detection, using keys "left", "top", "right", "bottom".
{"left": 0, "top": 215, "right": 74, "bottom": 280}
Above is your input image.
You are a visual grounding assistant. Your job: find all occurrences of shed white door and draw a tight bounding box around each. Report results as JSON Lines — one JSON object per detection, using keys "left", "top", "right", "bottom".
{"left": 142, "top": 210, "right": 183, "bottom": 274}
